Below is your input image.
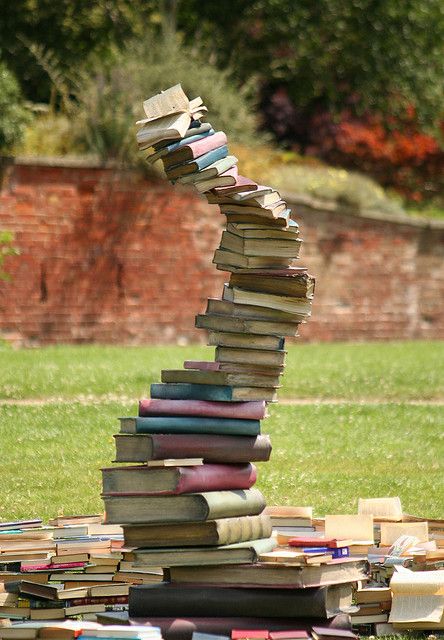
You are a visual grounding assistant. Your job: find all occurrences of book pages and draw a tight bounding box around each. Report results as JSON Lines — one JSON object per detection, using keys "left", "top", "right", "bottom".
{"left": 325, "top": 514, "right": 374, "bottom": 543}
{"left": 358, "top": 497, "right": 403, "bottom": 521}
{"left": 142, "top": 84, "right": 190, "bottom": 122}
{"left": 380, "top": 521, "right": 429, "bottom": 545}
{"left": 389, "top": 595, "right": 444, "bottom": 623}
{"left": 391, "top": 569, "right": 444, "bottom": 595}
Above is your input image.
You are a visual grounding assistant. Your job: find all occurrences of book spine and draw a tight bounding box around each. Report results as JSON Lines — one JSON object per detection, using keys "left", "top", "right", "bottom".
{"left": 150, "top": 383, "right": 235, "bottom": 402}
{"left": 133, "top": 417, "right": 260, "bottom": 437}
{"left": 150, "top": 434, "right": 272, "bottom": 464}
{"left": 175, "top": 463, "right": 257, "bottom": 494}
{"left": 138, "top": 398, "right": 266, "bottom": 420}
{"left": 129, "top": 583, "right": 328, "bottom": 618}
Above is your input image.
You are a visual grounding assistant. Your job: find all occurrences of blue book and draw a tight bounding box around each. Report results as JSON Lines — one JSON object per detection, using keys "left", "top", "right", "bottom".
{"left": 150, "top": 383, "right": 242, "bottom": 402}
{"left": 166, "top": 145, "right": 228, "bottom": 178}
{"left": 303, "top": 546, "right": 350, "bottom": 558}
{"left": 147, "top": 129, "right": 215, "bottom": 163}
{"left": 120, "top": 415, "right": 260, "bottom": 437}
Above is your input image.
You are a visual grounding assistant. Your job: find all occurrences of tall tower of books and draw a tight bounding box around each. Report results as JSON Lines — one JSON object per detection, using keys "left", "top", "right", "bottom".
{"left": 102, "top": 85, "right": 319, "bottom": 628}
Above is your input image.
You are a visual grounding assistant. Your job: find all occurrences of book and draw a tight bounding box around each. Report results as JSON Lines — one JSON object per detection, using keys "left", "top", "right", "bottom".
{"left": 150, "top": 383, "right": 278, "bottom": 402}
{"left": 206, "top": 298, "right": 304, "bottom": 324}
{"left": 223, "top": 211, "right": 290, "bottom": 228}
{"left": 214, "top": 174, "right": 259, "bottom": 195}
{"left": 223, "top": 286, "right": 312, "bottom": 316}
{"left": 103, "top": 488, "right": 266, "bottom": 524}
{"left": 176, "top": 156, "right": 238, "bottom": 184}
{"left": 129, "top": 582, "right": 355, "bottom": 618}
{"left": 227, "top": 222, "right": 299, "bottom": 239}
{"left": 194, "top": 173, "right": 238, "bottom": 194}
{"left": 229, "top": 271, "right": 315, "bottom": 299}
{"left": 138, "top": 398, "right": 267, "bottom": 420}
{"left": 166, "top": 146, "right": 229, "bottom": 179}
{"left": 119, "top": 416, "right": 260, "bottom": 437}
{"left": 213, "top": 248, "right": 296, "bottom": 271}
{"left": 162, "top": 132, "right": 227, "bottom": 169}
{"left": 208, "top": 332, "right": 286, "bottom": 351}
{"left": 231, "top": 186, "right": 276, "bottom": 201}
{"left": 122, "top": 514, "right": 272, "bottom": 548}
{"left": 154, "top": 121, "right": 213, "bottom": 148}
{"left": 140, "top": 84, "right": 191, "bottom": 123}
{"left": 219, "top": 202, "right": 288, "bottom": 218}
{"left": 113, "top": 433, "right": 272, "bottom": 464}
{"left": 389, "top": 568, "right": 444, "bottom": 627}
{"left": 161, "top": 369, "right": 281, "bottom": 388}
{"left": 101, "top": 463, "right": 257, "bottom": 495}
{"left": 311, "top": 628, "right": 358, "bottom": 640}
{"left": 359, "top": 497, "right": 403, "bottom": 522}
{"left": 215, "top": 346, "right": 286, "bottom": 368}
{"left": 146, "top": 128, "right": 215, "bottom": 163}
{"left": 183, "top": 361, "right": 284, "bottom": 376}
{"left": 136, "top": 112, "right": 192, "bottom": 149}
{"left": 220, "top": 230, "right": 302, "bottom": 257}
{"left": 195, "top": 313, "right": 299, "bottom": 340}
{"left": 324, "top": 515, "right": 374, "bottom": 545}
{"left": 168, "top": 558, "right": 369, "bottom": 588}
{"left": 132, "top": 538, "right": 276, "bottom": 567}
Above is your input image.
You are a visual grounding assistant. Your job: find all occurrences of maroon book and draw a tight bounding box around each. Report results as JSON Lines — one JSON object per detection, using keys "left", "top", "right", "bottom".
{"left": 139, "top": 398, "right": 267, "bottom": 420}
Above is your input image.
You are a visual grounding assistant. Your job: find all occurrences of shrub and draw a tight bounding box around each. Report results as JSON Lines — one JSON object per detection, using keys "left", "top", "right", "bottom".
{"left": 0, "top": 61, "right": 31, "bottom": 154}
{"left": 72, "top": 38, "right": 262, "bottom": 163}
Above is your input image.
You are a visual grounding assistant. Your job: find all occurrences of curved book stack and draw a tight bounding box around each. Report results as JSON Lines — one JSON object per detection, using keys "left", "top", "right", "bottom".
{"left": 98, "top": 84, "right": 362, "bottom": 638}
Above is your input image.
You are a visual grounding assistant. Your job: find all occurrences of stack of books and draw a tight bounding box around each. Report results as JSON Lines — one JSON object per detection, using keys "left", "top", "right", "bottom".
{"left": 0, "top": 517, "right": 162, "bottom": 622}
{"left": 96, "top": 85, "right": 370, "bottom": 635}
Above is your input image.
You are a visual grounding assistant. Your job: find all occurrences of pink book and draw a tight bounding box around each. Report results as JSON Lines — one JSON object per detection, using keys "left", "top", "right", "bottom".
{"left": 164, "top": 132, "right": 227, "bottom": 167}
{"left": 214, "top": 174, "right": 258, "bottom": 195}
{"left": 183, "top": 361, "right": 221, "bottom": 371}
{"left": 139, "top": 397, "right": 267, "bottom": 420}
{"left": 101, "top": 463, "right": 257, "bottom": 495}
{"left": 21, "top": 561, "right": 86, "bottom": 571}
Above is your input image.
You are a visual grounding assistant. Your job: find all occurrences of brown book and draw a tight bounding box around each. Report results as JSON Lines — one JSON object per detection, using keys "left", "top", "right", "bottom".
{"left": 220, "top": 230, "right": 302, "bottom": 258}
{"left": 223, "top": 285, "right": 312, "bottom": 316}
{"left": 229, "top": 270, "right": 315, "bottom": 298}
{"left": 208, "top": 331, "right": 287, "bottom": 351}
{"left": 206, "top": 298, "right": 304, "bottom": 323}
{"left": 168, "top": 558, "right": 369, "bottom": 588}
{"left": 215, "top": 346, "right": 286, "bottom": 368}
{"left": 123, "top": 514, "right": 272, "bottom": 548}
{"left": 196, "top": 312, "right": 299, "bottom": 338}
{"left": 103, "top": 488, "right": 266, "bottom": 524}
{"left": 161, "top": 368, "right": 281, "bottom": 388}
{"left": 113, "top": 433, "right": 272, "bottom": 464}
{"left": 227, "top": 222, "right": 299, "bottom": 238}
{"left": 213, "top": 248, "right": 294, "bottom": 271}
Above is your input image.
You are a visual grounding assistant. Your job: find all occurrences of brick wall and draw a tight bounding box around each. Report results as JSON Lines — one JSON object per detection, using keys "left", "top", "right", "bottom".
{"left": 0, "top": 160, "right": 443, "bottom": 346}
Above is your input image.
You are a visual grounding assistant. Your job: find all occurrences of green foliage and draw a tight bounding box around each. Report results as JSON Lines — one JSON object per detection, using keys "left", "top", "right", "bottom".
{"left": 0, "top": 61, "right": 30, "bottom": 153}
{"left": 71, "top": 39, "right": 261, "bottom": 163}
{"left": 269, "top": 164, "right": 405, "bottom": 216}
{"left": 177, "top": 0, "right": 444, "bottom": 132}
{"left": 0, "top": 231, "right": 20, "bottom": 281}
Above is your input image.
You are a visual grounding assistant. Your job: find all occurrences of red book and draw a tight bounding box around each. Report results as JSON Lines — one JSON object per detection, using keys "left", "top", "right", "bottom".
{"left": 214, "top": 174, "right": 259, "bottom": 195}
{"left": 232, "top": 631, "right": 269, "bottom": 639}
{"left": 101, "top": 463, "right": 257, "bottom": 496}
{"left": 21, "top": 561, "right": 86, "bottom": 571}
{"left": 288, "top": 538, "right": 348, "bottom": 549}
{"left": 139, "top": 397, "right": 267, "bottom": 420}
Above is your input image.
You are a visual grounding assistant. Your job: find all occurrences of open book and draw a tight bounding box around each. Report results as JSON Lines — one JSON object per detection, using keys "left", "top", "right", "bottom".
{"left": 389, "top": 568, "right": 444, "bottom": 627}
{"left": 137, "top": 84, "right": 206, "bottom": 125}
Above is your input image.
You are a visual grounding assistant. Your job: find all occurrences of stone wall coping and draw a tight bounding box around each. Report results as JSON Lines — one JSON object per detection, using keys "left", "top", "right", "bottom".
{"left": 3, "top": 156, "right": 444, "bottom": 231}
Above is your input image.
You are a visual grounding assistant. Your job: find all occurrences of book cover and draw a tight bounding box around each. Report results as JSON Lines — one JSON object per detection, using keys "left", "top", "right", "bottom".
{"left": 101, "top": 463, "right": 257, "bottom": 496}
{"left": 119, "top": 416, "right": 260, "bottom": 437}
{"left": 166, "top": 146, "right": 229, "bottom": 179}
{"left": 163, "top": 132, "right": 227, "bottom": 168}
{"left": 114, "top": 433, "right": 272, "bottom": 464}
{"left": 150, "top": 383, "right": 277, "bottom": 403}
{"left": 138, "top": 398, "right": 266, "bottom": 420}
{"left": 129, "top": 582, "right": 354, "bottom": 618}
{"left": 103, "top": 488, "right": 266, "bottom": 524}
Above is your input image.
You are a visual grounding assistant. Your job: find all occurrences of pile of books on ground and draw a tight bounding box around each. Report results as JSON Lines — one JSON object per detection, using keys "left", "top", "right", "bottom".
{"left": 0, "top": 516, "right": 162, "bottom": 623}
{"left": 268, "top": 497, "right": 444, "bottom": 633}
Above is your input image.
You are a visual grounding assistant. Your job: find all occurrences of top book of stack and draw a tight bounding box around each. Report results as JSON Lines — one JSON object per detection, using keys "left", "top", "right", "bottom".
{"left": 136, "top": 84, "right": 207, "bottom": 149}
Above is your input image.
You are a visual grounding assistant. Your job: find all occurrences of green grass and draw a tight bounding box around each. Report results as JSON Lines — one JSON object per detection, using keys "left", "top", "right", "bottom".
{"left": 1, "top": 341, "right": 443, "bottom": 401}
{"left": 1, "top": 401, "right": 443, "bottom": 521}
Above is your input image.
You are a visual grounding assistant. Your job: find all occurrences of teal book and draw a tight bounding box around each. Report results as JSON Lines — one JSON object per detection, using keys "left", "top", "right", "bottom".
{"left": 166, "top": 145, "right": 228, "bottom": 179}
{"left": 119, "top": 415, "right": 260, "bottom": 437}
{"left": 150, "top": 383, "right": 239, "bottom": 402}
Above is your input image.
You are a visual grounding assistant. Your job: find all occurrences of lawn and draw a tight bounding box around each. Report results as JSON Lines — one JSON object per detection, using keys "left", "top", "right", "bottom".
{"left": 1, "top": 341, "right": 443, "bottom": 521}
{"left": 1, "top": 341, "right": 443, "bottom": 401}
